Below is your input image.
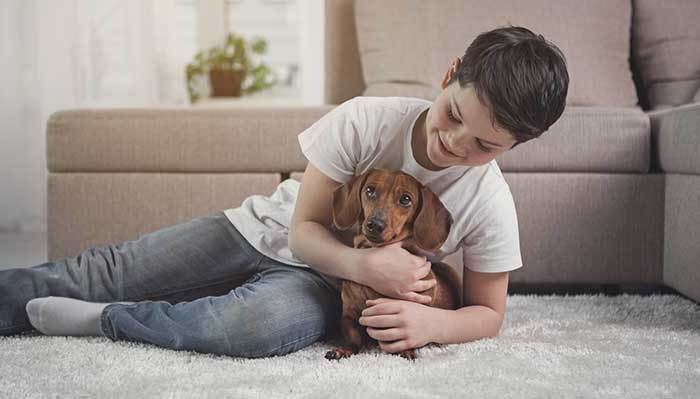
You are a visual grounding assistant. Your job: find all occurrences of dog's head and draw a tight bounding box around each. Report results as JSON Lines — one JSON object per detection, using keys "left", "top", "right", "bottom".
{"left": 332, "top": 168, "right": 453, "bottom": 253}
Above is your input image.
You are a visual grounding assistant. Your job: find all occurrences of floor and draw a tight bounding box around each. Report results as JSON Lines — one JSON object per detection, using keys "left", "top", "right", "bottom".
{"left": 0, "top": 232, "right": 47, "bottom": 270}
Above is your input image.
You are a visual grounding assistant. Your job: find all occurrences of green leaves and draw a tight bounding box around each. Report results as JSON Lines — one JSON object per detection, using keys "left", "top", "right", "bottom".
{"left": 185, "top": 32, "right": 276, "bottom": 103}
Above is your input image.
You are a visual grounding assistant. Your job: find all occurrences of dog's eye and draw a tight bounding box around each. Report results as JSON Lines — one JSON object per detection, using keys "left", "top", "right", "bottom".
{"left": 399, "top": 194, "right": 412, "bottom": 207}
{"left": 365, "top": 186, "right": 376, "bottom": 198}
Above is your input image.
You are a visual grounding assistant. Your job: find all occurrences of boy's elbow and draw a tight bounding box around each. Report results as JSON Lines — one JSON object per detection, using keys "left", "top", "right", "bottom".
{"left": 287, "top": 221, "right": 306, "bottom": 255}
{"left": 288, "top": 225, "right": 299, "bottom": 254}
{"left": 490, "top": 315, "right": 505, "bottom": 338}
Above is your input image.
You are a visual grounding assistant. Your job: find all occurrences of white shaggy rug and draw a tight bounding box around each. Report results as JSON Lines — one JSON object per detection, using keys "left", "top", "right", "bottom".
{"left": 1, "top": 294, "right": 699, "bottom": 399}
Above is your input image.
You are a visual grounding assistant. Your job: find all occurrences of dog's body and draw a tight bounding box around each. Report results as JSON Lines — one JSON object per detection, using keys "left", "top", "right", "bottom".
{"left": 338, "top": 263, "right": 461, "bottom": 358}
{"left": 324, "top": 168, "right": 462, "bottom": 361}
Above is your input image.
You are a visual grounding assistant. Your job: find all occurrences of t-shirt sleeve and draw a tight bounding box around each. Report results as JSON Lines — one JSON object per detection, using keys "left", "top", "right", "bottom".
{"left": 461, "top": 187, "right": 523, "bottom": 273}
{"left": 297, "top": 97, "right": 370, "bottom": 184}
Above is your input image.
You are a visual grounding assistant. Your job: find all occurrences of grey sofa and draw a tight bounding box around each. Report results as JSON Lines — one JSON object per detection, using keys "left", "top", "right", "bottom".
{"left": 46, "top": 0, "right": 700, "bottom": 303}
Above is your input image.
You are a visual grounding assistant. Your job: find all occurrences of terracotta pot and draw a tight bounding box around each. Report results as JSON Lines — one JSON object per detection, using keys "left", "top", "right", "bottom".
{"left": 209, "top": 68, "right": 244, "bottom": 97}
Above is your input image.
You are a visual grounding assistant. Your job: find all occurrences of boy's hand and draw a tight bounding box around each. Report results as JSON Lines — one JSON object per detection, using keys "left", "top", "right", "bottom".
{"left": 359, "top": 297, "right": 443, "bottom": 352}
{"left": 358, "top": 241, "right": 437, "bottom": 304}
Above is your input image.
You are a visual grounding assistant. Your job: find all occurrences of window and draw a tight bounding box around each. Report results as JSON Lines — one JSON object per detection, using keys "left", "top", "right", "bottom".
{"left": 193, "top": 0, "right": 323, "bottom": 104}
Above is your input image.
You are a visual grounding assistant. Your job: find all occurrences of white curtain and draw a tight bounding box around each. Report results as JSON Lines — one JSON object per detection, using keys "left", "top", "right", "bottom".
{"left": 0, "top": 0, "right": 189, "bottom": 233}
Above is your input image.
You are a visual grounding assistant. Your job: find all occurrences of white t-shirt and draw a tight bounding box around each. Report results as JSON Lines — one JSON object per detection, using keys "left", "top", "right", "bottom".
{"left": 224, "top": 96, "right": 522, "bottom": 280}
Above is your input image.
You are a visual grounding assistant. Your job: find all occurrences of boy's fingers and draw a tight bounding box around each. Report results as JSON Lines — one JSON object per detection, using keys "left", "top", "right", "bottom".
{"left": 410, "top": 278, "right": 436, "bottom": 294}
{"left": 416, "top": 261, "right": 432, "bottom": 279}
{"left": 401, "top": 292, "right": 432, "bottom": 304}
{"left": 420, "top": 279, "right": 437, "bottom": 291}
{"left": 417, "top": 294, "right": 432, "bottom": 304}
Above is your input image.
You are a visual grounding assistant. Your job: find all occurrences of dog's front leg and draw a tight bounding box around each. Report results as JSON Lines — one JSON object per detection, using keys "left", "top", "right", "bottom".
{"left": 325, "top": 315, "right": 366, "bottom": 360}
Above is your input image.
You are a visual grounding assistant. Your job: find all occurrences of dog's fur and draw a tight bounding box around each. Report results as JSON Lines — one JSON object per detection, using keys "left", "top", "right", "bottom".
{"left": 325, "top": 168, "right": 462, "bottom": 361}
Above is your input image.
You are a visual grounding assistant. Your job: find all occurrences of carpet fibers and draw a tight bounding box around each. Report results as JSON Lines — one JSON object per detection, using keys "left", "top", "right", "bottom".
{"left": 1, "top": 294, "right": 699, "bottom": 398}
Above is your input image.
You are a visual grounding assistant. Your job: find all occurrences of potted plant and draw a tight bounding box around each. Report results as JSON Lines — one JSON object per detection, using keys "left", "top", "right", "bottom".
{"left": 186, "top": 32, "right": 276, "bottom": 103}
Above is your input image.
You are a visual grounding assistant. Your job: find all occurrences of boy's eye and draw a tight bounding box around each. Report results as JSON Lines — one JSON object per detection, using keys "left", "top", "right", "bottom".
{"left": 447, "top": 108, "right": 460, "bottom": 123}
{"left": 477, "top": 139, "right": 493, "bottom": 153}
{"left": 447, "top": 106, "right": 494, "bottom": 153}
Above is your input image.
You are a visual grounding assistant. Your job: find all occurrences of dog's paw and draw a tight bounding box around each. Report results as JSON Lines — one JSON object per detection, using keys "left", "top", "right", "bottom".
{"left": 325, "top": 347, "right": 354, "bottom": 360}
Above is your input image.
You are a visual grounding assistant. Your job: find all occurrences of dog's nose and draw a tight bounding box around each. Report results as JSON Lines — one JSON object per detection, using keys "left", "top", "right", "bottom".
{"left": 366, "top": 218, "right": 385, "bottom": 235}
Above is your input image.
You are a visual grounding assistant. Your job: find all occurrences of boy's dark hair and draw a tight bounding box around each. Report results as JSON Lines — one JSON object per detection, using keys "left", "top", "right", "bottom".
{"left": 447, "top": 26, "right": 569, "bottom": 149}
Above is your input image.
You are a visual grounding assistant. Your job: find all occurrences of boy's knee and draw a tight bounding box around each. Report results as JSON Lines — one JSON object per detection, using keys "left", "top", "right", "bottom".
{"left": 114, "top": 291, "right": 330, "bottom": 358}
{"left": 162, "top": 301, "right": 282, "bottom": 358}
{"left": 218, "top": 301, "right": 325, "bottom": 358}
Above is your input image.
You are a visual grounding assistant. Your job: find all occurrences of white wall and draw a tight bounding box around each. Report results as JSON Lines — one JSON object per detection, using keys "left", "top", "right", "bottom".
{"left": 0, "top": 0, "right": 324, "bottom": 234}
{"left": 0, "top": 0, "right": 45, "bottom": 232}
{"left": 299, "top": 0, "right": 325, "bottom": 105}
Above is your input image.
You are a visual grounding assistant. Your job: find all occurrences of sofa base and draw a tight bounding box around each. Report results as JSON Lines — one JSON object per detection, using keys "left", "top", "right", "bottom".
{"left": 509, "top": 282, "right": 695, "bottom": 303}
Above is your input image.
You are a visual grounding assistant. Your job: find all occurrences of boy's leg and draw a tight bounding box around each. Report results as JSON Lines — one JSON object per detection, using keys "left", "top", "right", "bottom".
{"left": 0, "top": 212, "right": 263, "bottom": 336}
{"left": 100, "top": 259, "right": 342, "bottom": 358}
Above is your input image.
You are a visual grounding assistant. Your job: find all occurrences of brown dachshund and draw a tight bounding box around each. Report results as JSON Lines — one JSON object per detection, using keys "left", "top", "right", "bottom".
{"left": 325, "top": 168, "right": 462, "bottom": 361}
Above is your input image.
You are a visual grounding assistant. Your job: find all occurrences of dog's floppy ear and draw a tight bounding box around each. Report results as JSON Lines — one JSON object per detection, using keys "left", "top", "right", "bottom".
{"left": 413, "top": 187, "right": 453, "bottom": 253}
{"left": 332, "top": 171, "right": 371, "bottom": 230}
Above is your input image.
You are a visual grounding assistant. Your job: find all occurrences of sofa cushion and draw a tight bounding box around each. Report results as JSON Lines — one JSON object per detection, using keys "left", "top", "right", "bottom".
{"left": 47, "top": 104, "right": 649, "bottom": 175}
{"left": 649, "top": 102, "right": 700, "bottom": 175}
{"left": 364, "top": 83, "right": 438, "bottom": 101}
{"left": 496, "top": 106, "right": 650, "bottom": 173}
{"left": 325, "top": 0, "right": 366, "bottom": 105}
{"left": 46, "top": 107, "right": 333, "bottom": 173}
{"left": 355, "top": 0, "right": 638, "bottom": 107}
{"left": 632, "top": 0, "right": 700, "bottom": 109}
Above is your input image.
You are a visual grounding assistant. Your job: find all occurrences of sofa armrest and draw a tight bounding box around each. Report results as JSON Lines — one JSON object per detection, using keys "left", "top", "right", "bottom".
{"left": 649, "top": 102, "right": 700, "bottom": 175}
{"left": 46, "top": 106, "right": 334, "bottom": 173}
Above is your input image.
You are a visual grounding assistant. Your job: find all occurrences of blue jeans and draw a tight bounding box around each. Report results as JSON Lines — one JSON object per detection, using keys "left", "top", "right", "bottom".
{"left": 0, "top": 212, "right": 342, "bottom": 358}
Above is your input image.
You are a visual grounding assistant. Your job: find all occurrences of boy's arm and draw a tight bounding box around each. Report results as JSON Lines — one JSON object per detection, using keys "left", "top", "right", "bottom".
{"left": 288, "top": 163, "right": 366, "bottom": 284}
{"left": 433, "top": 268, "right": 508, "bottom": 344}
{"left": 432, "top": 186, "right": 521, "bottom": 343}
{"left": 289, "top": 221, "right": 363, "bottom": 283}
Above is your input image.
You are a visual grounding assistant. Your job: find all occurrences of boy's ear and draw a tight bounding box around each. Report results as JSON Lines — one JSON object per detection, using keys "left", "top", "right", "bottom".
{"left": 440, "top": 57, "right": 461, "bottom": 89}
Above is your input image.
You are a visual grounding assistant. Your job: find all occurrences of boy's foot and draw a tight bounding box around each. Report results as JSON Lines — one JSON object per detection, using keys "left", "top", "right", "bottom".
{"left": 25, "top": 296, "right": 134, "bottom": 336}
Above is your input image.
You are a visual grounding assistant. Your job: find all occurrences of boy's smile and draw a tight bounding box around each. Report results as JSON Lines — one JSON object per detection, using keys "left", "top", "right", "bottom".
{"left": 412, "top": 58, "right": 517, "bottom": 171}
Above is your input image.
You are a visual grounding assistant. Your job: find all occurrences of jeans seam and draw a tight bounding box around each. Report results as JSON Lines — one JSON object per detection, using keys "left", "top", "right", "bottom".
{"left": 100, "top": 303, "right": 118, "bottom": 339}
{"left": 126, "top": 250, "right": 265, "bottom": 301}
{"left": 139, "top": 274, "right": 254, "bottom": 302}
{"left": 252, "top": 252, "right": 265, "bottom": 270}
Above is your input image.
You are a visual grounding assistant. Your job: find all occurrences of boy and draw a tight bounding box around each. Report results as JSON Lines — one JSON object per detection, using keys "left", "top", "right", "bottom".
{"left": 288, "top": 25, "right": 568, "bottom": 353}
{"left": 7, "top": 26, "right": 567, "bottom": 358}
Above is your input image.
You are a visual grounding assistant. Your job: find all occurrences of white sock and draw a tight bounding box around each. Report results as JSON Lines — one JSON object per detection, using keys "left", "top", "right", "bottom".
{"left": 26, "top": 296, "right": 134, "bottom": 337}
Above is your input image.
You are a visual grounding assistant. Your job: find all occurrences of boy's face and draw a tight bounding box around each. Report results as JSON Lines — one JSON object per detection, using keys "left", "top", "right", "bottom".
{"left": 416, "top": 58, "right": 517, "bottom": 170}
